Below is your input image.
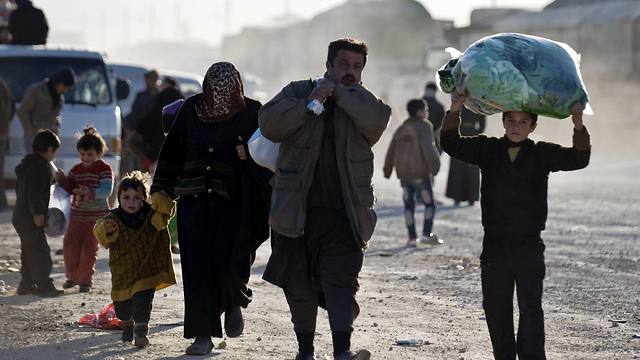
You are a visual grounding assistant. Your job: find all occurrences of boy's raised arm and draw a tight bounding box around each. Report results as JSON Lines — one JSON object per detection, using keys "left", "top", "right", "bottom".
{"left": 440, "top": 91, "right": 487, "bottom": 166}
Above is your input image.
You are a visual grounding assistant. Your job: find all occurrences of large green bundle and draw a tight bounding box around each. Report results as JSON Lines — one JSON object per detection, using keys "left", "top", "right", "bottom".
{"left": 437, "top": 33, "right": 590, "bottom": 119}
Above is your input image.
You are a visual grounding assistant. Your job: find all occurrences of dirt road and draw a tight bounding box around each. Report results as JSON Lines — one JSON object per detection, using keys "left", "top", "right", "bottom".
{"left": 0, "top": 156, "right": 639, "bottom": 359}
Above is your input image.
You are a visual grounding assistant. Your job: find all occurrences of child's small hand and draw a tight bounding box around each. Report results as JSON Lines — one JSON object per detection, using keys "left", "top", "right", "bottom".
{"left": 33, "top": 214, "right": 45, "bottom": 227}
{"left": 570, "top": 102, "right": 584, "bottom": 131}
{"left": 54, "top": 169, "right": 65, "bottom": 184}
{"left": 236, "top": 136, "right": 248, "bottom": 161}
{"left": 104, "top": 219, "right": 118, "bottom": 234}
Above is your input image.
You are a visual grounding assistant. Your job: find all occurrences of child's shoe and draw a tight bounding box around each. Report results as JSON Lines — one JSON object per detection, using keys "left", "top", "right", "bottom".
{"left": 417, "top": 233, "right": 443, "bottom": 247}
{"left": 121, "top": 320, "right": 134, "bottom": 342}
{"left": 79, "top": 285, "right": 91, "bottom": 293}
{"left": 406, "top": 238, "right": 417, "bottom": 247}
{"left": 16, "top": 282, "right": 37, "bottom": 295}
{"left": 133, "top": 323, "right": 149, "bottom": 348}
{"left": 36, "top": 285, "right": 64, "bottom": 297}
{"left": 62, "top": 280, "right": 76, "bottom": 289}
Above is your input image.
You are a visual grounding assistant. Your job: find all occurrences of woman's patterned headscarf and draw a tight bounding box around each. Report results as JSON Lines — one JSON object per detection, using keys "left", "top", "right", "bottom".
{"left": 195, "top": 62, "right": 245, "bottom": 123}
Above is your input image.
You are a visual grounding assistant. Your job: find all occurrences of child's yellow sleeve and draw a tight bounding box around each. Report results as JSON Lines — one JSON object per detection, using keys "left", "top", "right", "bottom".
{"left": 150, "top": 192, "right": 177, "bottom": 231}
{"left": 94, "top": 216, "right": 119, "bottom": 249}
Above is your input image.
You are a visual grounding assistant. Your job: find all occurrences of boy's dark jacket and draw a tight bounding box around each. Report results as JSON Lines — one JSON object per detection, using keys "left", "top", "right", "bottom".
{"left": 13, "top": 153, "right": 53, "bottom": 222}
{"left": 441, "top": 114, "right": 590, "bottom": 235}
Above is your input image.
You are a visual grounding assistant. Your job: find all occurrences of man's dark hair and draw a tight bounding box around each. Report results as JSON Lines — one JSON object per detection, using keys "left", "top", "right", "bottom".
{"left": 502, "top": 111, "right": 538, "bottom": 125}
{"left": 327, "top": 38, "right": 368, "bottom": 66}
{"left": 407, "top": 99, "right": 427, "bottom": 117}
{"left": 76, "top": 126, "right": 108, "bottom": 154}
{"left": 144, "top": 69, "right": 159, "bottom": 80}
{"left": 32, "top": 129, "right": 60, "bottom": 153}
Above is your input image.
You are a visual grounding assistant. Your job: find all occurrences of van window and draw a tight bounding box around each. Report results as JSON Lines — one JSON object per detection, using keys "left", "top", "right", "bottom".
{"left": 0, "top": 57, "right": 112, "bottom": 105}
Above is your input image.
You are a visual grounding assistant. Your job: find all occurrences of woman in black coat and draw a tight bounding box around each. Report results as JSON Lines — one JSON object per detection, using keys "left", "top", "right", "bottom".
{"left": 151, "top": 62, "right": 271, "bottom": 355}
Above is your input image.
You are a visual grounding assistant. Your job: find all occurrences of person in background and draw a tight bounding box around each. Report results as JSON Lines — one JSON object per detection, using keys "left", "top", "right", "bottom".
{"left": 8, "top": 0, "right": 48, "bottom": 45}
{"left": 13, "top": 130, "right": 63, "bottom": 297}
{"left": 445, "top": 106, "right": 485, "bottom": 206}
{"left": 17, "top": 67, "right": 75, "bottom": 152}
{"left": 56, "top": 127, "right": 114, "bottom": 293}
{"left": 259, "top": 38, "right": 391, "bottom": 360}
{"left": 423, "top": 81, "right": 444, "bottom": 152}
{"left": 134, "top": 76, "right": 183, "bottom": 172}
{"left": 441, "top": 90, "right": 590, "bottom": 360}
{"left": 94, "top": 171, "right": 176, "bottom": 349}
{"left": 0, "top": 77, "right": 14, "bottom": 210}
{"left": 122, "top": 69, "right": 159, "bottom": 175}
{"left": 384, "top": 99, "right": 441, "bottom": 247}
{"left": 151, "top": 62, "right": 271, "bottom": 355}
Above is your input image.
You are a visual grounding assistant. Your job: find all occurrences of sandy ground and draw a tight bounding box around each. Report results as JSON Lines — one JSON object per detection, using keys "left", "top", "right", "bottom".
{"left": 0, "top": 154, "right": 639, "bottom": 360}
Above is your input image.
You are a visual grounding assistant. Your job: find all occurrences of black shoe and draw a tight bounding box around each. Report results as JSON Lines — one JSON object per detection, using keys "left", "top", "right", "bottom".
{"left": 224, "top": 306, "right": 244, "bottom": 338}
{"left": 16, "top": 283, "right": 37, "bottom": 295}
{"left": 79, "top": 285, "right": 91, "bottom": 293}
{"left": 36, "top": 287, "right": 64, "bottom": 298}
{"left": 121, "top": 320, "right": 134, "bottom": 342}
{"left": 185, "top": 336, "right": 214, "bottom": 355}
{"left": 334, "top": 349, "right": 371, "bottom": 360}
{"left": 134, "top": 323, "right": 149, "bottom": 348}
{"left": 295, "top": 352, "right": 316, "bottom": 360}
{"left": 62, "top": 280, "right": 76, "bottom": 289}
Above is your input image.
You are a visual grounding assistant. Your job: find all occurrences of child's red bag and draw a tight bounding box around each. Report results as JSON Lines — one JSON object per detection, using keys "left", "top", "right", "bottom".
{"left": 78, "top": 303, "right": 123, "bottom": 330}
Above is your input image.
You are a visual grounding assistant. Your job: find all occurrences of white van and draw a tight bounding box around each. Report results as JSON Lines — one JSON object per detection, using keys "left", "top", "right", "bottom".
{"left": 0, "top": 45, "right": 129, "bottom": 183}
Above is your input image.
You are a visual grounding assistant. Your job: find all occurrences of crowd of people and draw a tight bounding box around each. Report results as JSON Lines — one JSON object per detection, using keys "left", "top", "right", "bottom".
{"left": 2, "top": 32, "right": 591, "bottom": 360}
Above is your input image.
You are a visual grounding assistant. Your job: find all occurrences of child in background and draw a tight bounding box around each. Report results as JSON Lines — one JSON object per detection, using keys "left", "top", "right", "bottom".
{"left": 57, "top": 126, "right": 113, "bottom": 293}
{"left": 13, "top": 130, "right": 64, "bottom": 297}
{"left": 94, "top": 171, "right": 176, "bottom": 348}
{"left": 384, "top": 99, "right": 442, "bottom": 247}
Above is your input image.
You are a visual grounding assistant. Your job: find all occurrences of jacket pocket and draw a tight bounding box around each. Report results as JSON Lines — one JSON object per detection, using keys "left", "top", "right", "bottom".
{"left": 274, "top": 171, "right": 302, "bottom": 192}
{"left": 354, "top": 175, "right": 375, "bottom": 207}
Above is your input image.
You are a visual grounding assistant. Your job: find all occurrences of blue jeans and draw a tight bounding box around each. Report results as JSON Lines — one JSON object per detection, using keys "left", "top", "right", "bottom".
{"left": 401, "top": 178, "right": 435, "bottom": 239}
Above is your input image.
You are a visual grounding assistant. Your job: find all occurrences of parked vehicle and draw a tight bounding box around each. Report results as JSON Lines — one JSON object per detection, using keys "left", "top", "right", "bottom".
{"left": 0, "top": 45, "right": 129, "bottom": 183}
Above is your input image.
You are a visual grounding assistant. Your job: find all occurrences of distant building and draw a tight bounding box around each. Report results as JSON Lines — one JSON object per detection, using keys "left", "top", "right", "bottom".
{"left": 222, "top": 0, "right": 451, "bottom": 95}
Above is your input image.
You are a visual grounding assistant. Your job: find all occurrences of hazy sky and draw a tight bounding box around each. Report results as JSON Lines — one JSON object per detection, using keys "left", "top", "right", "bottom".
{"left": 36, "top": 0, "right": 552, "bottom": 51}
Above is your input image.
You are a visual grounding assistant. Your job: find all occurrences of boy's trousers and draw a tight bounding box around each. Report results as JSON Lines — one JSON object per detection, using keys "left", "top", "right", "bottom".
{"left": 13, "top": 219, "right": 55, "bottom": 289}
{"left": 481, "top": 231, "right": 546, "bottom": 360}
{"left": 114, "top": 289, "right": 155, "bottom": 324}
{"left": 63, "top": 220, "right": 99, "bottom": 287}
{"left": 401, "top": 178, "right": 435, "bottom": 239}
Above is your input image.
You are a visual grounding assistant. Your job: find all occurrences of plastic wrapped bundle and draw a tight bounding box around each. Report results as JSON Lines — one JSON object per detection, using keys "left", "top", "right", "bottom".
{"left": 437, "top": 33, "right": 590, "bottom": 119}
{"left": 44, "top": 185, "right": 71, "bottom": 237}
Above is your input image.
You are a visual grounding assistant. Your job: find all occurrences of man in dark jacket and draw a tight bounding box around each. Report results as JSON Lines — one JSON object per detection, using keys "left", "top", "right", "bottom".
{"left": 134, "top": 76, "right": 183, "bottom": 170}
{"left": 259, "top": 38, "right": 391, "bottom": 360}
{"left": 441, "top": 90, "right": 590, "bottom": 360}
{"left": 423, "top": 81, "right": 444, "bottom": 152}
{"left": 8, "top": 0, "right": 48, "bottom": 45}
{"left": 13, "top": 129, "right": 63, "bottom": 297}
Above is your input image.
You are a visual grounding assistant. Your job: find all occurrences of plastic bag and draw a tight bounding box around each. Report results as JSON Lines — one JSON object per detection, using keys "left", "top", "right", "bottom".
{"left": 44, "top": 184, "right": 71, "bottom": 237}
{"left": 248, "top": 128, "right": 279, "bottom": 172}
{"left": 78, "top": 302, "right": 123, "bottom": 330}
{"left": 437, "top": 33, "right": 591, "bottom": 119}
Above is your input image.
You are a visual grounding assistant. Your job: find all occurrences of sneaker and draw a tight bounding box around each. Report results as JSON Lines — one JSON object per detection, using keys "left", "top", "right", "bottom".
{"left": 417, "top": 233, "right": 443, "bottom": 247}
{"left": 406, "top": 238, "right": 417, "bottom": 247}
{"left": 36, "top": 286, "right": 64, "bottom": 298}
{"left": 185, "top": 336, "right": 214, "bottom": 355}
{"left": 334, "top": 349, "right": 371, "bottom": 360}
{"left": 16, "top": 283, "right": 37, "bottom": 295}
{"left": 121, "top": 320, "right": 134, "bottom": 342}
{"left": 295, "top": 352, "right": 316, "bottom": 360}
{"left": 134, "top": 323, "right": 150, "bottom": 348}
{"left": 62, "top": 280, "right": 76, "bottom": 289}
{"left": 224, "top": 306, "right": 244, "bottom": 338}
{"left": 79, "top": 285, "right": 91, "bottom": 293}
